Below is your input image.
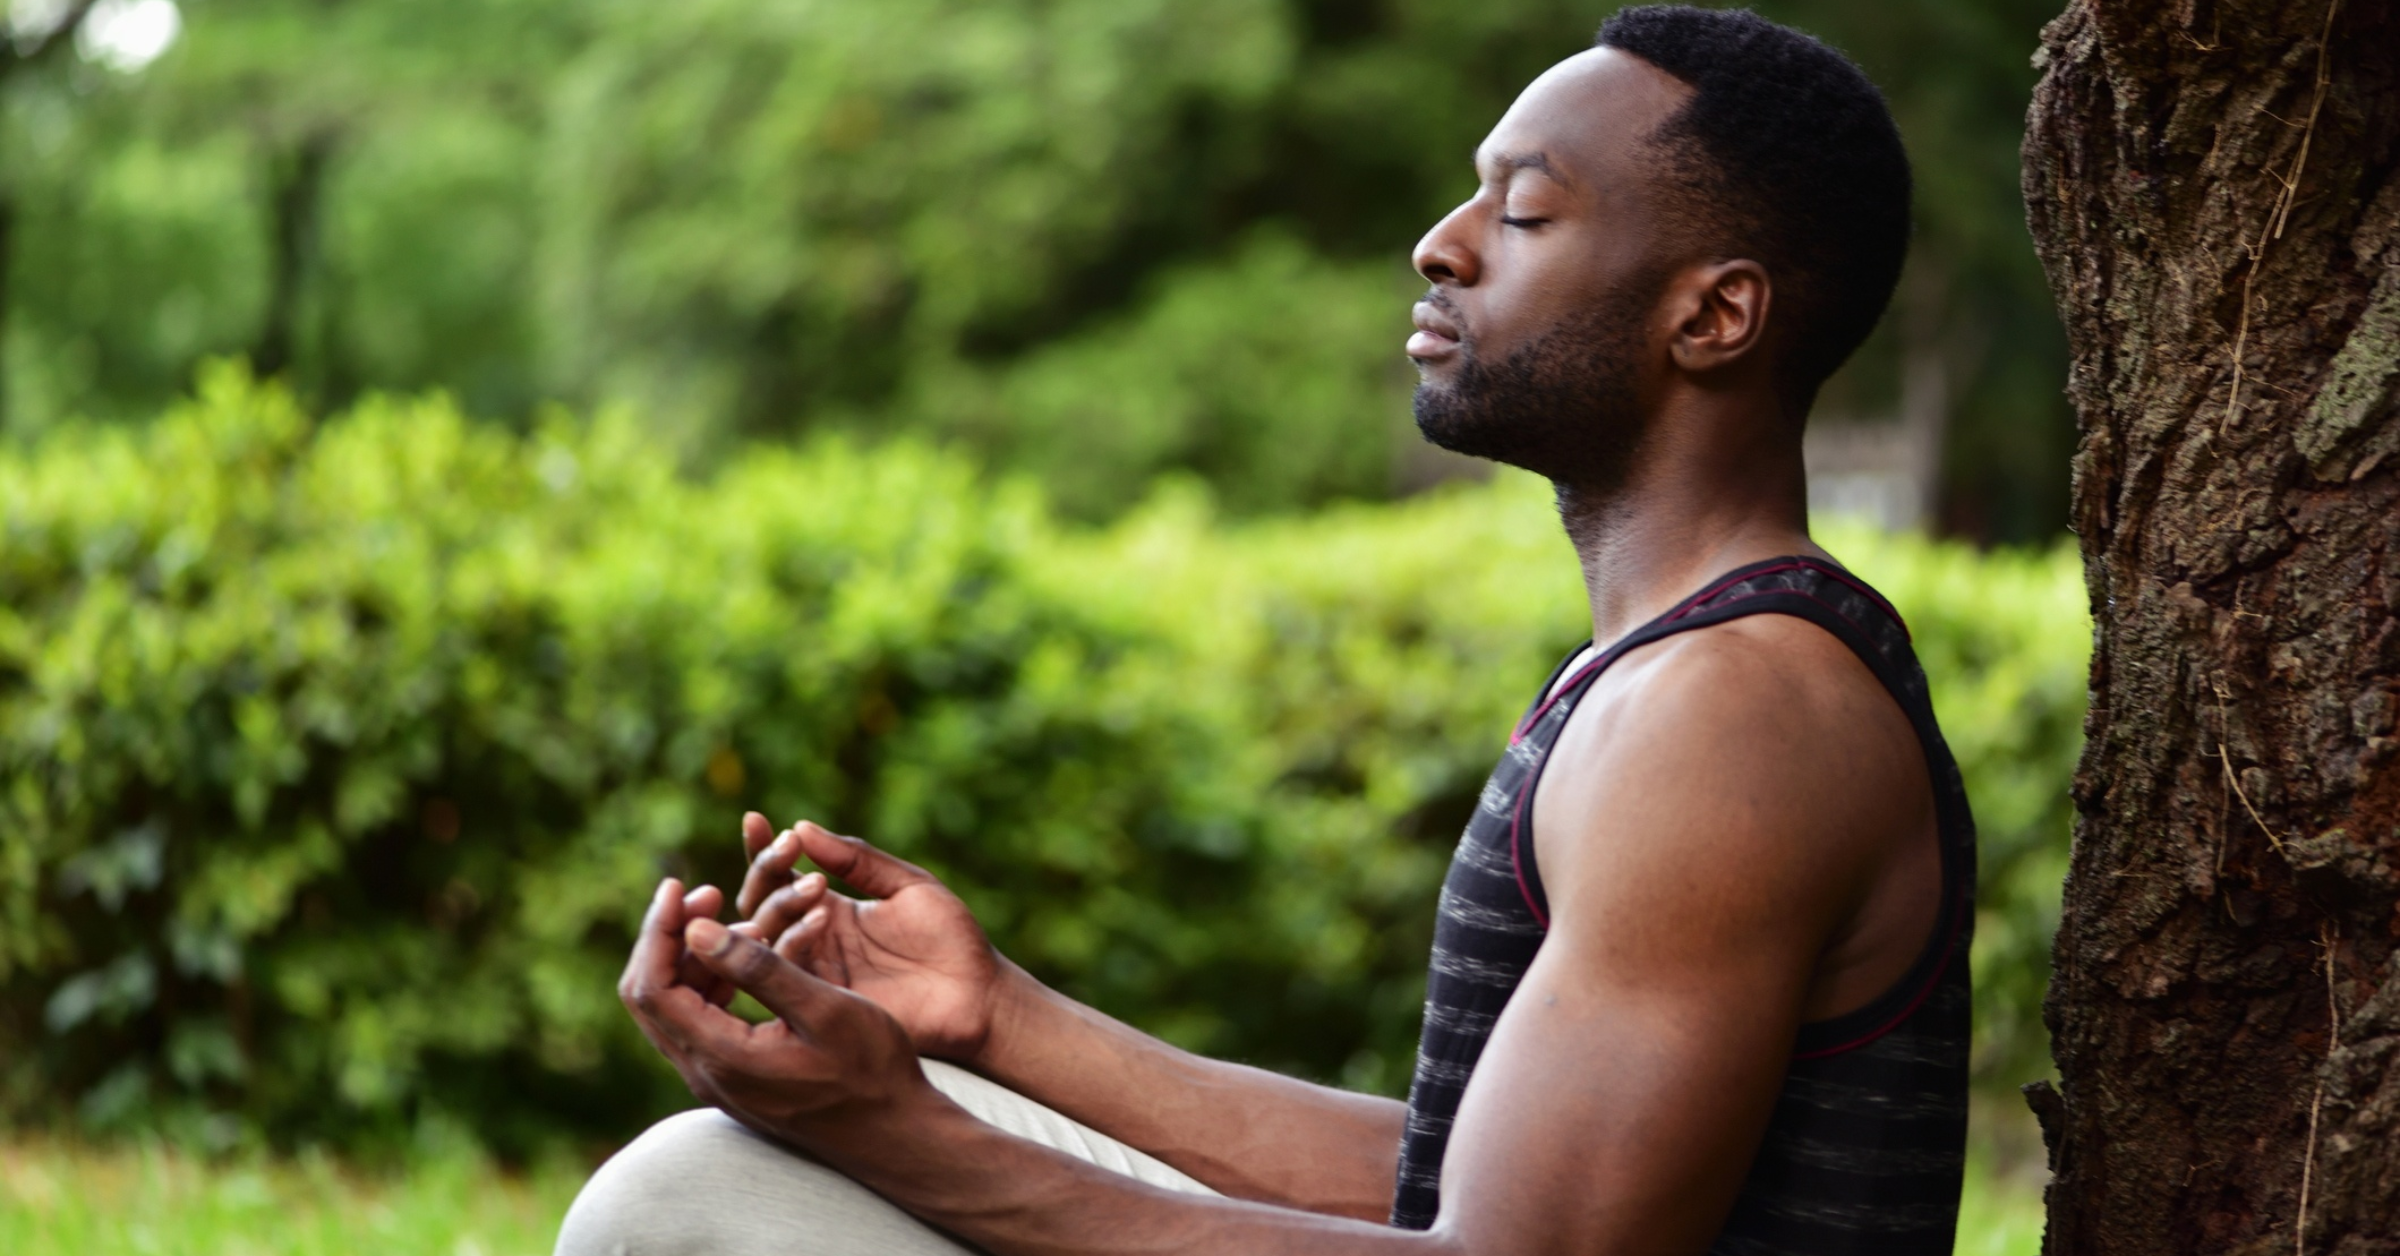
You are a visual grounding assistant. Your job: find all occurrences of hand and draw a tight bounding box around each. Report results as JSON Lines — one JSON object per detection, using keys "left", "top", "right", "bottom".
{"left": 731, "top": 813, "right": 1008, "bottom": 1064}
{"left": 618, "top": 878, "right": 931, "bottom": 1148}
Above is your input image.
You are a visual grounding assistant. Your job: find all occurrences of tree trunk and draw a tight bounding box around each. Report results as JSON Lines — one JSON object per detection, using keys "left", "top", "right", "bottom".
{"left": 253, "top": 132, "right": 335, "bottom": 382}
{"left": 0, "top": 194, "right": 15, "bottom": 431}
{"left": 0, "top": 0, "right": 102, "bottom": 431}
{"left": 2023, "top": 1, "right": 2400, "bottom": 1253}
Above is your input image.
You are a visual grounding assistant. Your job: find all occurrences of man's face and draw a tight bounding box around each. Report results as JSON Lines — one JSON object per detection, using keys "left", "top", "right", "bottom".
{"left": 1406, "top": 49, "right": 1693, "bottom": 489}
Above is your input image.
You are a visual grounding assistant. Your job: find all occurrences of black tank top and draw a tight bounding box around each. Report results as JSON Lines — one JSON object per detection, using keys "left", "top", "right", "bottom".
{"left": 1389, "top": 556, "right": 1975, "bottom": 1253}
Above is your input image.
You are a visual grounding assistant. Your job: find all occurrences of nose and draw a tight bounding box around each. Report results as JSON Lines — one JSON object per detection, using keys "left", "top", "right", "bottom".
{"left": 1412, "top": 201, "right": 1480, "bottom": 287}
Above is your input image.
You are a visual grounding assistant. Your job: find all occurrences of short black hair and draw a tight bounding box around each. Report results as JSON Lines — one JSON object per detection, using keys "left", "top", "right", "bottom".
{"left": 1596, "top": 5, "right": 1910, "bottom": 411}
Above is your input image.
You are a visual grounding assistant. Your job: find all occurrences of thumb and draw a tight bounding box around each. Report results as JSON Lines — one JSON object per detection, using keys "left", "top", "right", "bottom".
{"left": 685, "top": 917, "right": 849, "bottom": 1032}
{"left": 795, "top": 823, "right": 937, "bottom": 900}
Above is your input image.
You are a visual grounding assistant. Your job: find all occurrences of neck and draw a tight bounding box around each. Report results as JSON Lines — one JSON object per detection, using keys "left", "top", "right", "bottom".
{"left": 1556, "top": 403, "right": 1817, "bottom": 647}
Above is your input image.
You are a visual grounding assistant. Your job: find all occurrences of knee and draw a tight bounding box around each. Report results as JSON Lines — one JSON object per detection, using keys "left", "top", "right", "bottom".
{"left": 553, "top": 1109, "right": 766, "bottom": 1256}
{"left": 554, "top": 1108, "right": 959, "bottom": 1256}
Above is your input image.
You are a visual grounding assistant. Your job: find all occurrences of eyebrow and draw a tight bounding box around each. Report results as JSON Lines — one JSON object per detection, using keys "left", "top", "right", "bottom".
{"left": 1479, "top": 150, "right": 1572, "bottom": 187}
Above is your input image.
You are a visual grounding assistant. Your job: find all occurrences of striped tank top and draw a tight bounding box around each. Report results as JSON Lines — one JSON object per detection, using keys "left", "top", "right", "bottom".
{"left": 1389, "top": 556, "right": 1975, "bottom": 1252}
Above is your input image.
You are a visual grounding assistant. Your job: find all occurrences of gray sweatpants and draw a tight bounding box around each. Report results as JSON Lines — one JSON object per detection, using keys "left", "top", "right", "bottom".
{"left": 553, "top": 1060, "right": 1218, "bottom": 1255}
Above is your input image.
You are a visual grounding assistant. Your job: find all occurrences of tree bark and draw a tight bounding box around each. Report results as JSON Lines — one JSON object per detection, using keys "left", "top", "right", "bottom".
{"left": 2024, "top": 1, "right": 2400, "bottom": 1253}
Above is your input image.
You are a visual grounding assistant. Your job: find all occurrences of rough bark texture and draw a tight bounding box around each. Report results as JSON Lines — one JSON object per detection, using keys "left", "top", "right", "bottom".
{"left": 2023, "top": 1, "right": 2400, "bottom": 1253}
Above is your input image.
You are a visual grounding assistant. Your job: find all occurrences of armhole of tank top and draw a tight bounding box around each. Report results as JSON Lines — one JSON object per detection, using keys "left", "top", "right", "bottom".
{"left": 1508, "top": 616, "right": 1705, "bottom": 928}
{"left": 1508, "top": 588, "right": 1968, "bottom": 1057}
{"left": 1512, "top": 641, "right": 1596, "bottom": 745}
{"left": 1510, "top": 738, "right": 1555, "bottom": 927}
{"left": 1746, "top": 594, "right": 1968, "bottom": 1059}
{"left": 1508, "top": 558, "right": 1831, "bottom": 928}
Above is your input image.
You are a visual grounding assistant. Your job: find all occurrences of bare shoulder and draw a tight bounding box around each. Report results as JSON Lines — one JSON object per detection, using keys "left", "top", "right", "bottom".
{"left": 1578, "top": 612, "right": 1918, "bottom": 793}
{"left": 1529, "top": 611, "right": 1929, "bottom": 946}
{"left": 1663, "top": 612, "right": 1903, "bottom": 721}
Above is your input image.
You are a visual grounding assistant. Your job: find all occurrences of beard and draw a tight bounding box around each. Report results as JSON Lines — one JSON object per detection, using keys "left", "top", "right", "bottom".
{"left": 1411, "top": 283, "right": 1655, "bottom": 497}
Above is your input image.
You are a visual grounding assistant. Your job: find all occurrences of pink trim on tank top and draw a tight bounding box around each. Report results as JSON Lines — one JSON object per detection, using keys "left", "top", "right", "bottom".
{"left": 1509, "top": 772, "right": 1551, "bottom": 930}
{"left": 1790, "top": 889, "right": 1967, "bottom": 1059}
{"left": 1510, "top": 561, "right": 1805, "bottom": 745}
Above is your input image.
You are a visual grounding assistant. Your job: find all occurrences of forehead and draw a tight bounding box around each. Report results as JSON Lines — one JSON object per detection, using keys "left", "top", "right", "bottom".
{"left": 1477, "top": 47, "right": 1694, "bottom": 191}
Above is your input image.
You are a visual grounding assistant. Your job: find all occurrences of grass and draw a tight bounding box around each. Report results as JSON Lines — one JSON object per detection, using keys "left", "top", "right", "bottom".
{"left": 0, "top": 1138, "right": 585, "bottom": 1256}
{"left": 2, "top": 1115, "right": 2050, "bottom": 1255}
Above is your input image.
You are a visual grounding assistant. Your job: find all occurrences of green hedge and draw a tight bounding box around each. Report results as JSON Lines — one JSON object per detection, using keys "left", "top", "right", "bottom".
{"left": 0, "top": 369, "right": 2086, "bottom": 1153}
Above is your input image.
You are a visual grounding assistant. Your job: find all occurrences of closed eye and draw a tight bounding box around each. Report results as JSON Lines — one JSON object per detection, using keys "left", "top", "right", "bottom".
{"left": 1499, "top": 215, "right": 1548, "bottom": 229}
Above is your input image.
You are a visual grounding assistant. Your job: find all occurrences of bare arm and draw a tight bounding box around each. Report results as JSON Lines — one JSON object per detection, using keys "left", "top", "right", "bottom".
{"left": 978, "top": 966, "right": 1406, "bottom": 1217}
{"left": 728, "top": 814, "right": 1402, "bottom": 1217}
{"left": 630, "top": 624, "right": 1925, "bottom": 1255}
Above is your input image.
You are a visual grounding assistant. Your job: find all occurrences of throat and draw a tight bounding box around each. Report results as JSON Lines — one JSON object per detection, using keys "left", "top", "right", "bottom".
{"left": 1553, "top": 474, "right": 1817, "bottom": 649}
{"left": 1554, "top": 480, "right": 1634, "bottom": 557}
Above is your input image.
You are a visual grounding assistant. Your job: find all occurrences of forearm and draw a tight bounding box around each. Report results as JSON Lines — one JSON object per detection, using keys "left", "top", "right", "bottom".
{"left": 973, "top": 961, "right": 1405, "bottom": 1218}
{"left": 832, "top": 1086, "right": 1437, "bottom": 1256}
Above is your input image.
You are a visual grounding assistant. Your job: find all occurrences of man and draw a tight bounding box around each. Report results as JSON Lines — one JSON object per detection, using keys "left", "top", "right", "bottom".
{"left": 558, "top": 7, "right": 1973, "bottom": 1254}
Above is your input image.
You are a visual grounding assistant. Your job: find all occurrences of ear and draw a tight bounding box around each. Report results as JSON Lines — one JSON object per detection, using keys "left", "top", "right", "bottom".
{"left": 1665, "top": 260, "right": 1771, "bottom": 374}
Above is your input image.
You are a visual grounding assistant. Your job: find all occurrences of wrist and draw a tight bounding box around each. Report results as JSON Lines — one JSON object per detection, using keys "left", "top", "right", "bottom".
{"left": 969, "top": 957, "right": 1054, "bottom": 1076}
{"left": 782, "top": 1062, "right": 971, "bottom": 1182}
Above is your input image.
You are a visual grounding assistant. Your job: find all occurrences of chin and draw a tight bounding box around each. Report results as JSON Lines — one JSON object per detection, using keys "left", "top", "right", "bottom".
{"left": 1410, "top": 381, "right": 1484, "bottom": 454}
{"left": 1412, "top": 384, "right": 1530, "bottom": 470}
{"left": 1411, "top": 379, "right": 1640, "bottom": 491}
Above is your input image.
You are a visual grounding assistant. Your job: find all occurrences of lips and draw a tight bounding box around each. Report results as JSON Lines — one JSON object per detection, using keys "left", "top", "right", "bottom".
{"left": 1407, "top": 301, "right": 1463, "bottom": 362}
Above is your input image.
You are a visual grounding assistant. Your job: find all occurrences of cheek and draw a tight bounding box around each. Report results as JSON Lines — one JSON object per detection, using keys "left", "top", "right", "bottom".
{"left": 1478, "top": 238, "right": 1607, "bottom": 348}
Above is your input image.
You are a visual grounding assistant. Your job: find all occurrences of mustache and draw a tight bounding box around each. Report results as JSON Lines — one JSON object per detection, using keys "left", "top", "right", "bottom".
{"left": 1418, "top": 287, "right": 1470, "bottom": 345}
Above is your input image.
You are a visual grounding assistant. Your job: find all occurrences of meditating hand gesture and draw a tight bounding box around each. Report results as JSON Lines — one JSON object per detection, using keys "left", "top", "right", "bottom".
{"left": 617, "top": 872, "right": 940, "bottom": 1154}
{"left": 727, "top": 812, "right": 1014, "bottom": 1064}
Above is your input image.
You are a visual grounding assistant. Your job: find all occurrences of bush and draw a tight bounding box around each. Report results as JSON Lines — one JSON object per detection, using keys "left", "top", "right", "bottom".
{"left": 0, "top": 370, "right": 2085, "bottom": 1152}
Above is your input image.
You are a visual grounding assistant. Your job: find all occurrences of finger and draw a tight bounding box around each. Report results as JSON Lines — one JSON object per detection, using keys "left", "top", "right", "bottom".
{"left": 795, "top": 823, "right": 936, "bottom": 900}
{"left": 773, "top": 904, "right": 833, "bottom": 967}
{"left": 747, "top": 873, "right": 832, "bottom": 938}
{"left": 672, "top": 884, "right": 730, "bottom": 999}
{"left": 737, "top": 827, "right": 805, "bottom": 918}
{"left": 642, "top": 964, "right": 750, "bottom": 1057}
{"left": 776, "top": 906, "right": 853, "bottom": 986}
{"left": 620, "top": 878, "right": 688, "bottom": 1004}
{"left": 741, "top": 811, "right": 776, "bottom": 862}
{"left": 676, "top": 948, "right": 738, "bottom": 1007}
{"left": 686, "top": 917, "right": 854, "bottom": 1034}
{"left": 623, "top": 881, "right": 722, "bottom": 1054}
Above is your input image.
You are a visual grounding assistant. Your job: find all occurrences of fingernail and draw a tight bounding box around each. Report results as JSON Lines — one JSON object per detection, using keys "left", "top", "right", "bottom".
{"left": 686, "top": 918, "right": 732, "bottom": 956}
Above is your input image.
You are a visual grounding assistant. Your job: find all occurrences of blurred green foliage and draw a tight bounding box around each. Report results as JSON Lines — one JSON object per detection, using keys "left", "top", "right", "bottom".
{"left": 3, "top": 0, "right": 2069, "bottom": 537}
{"left": 0, "top": 372, "right": 2083, "bottom": 1152}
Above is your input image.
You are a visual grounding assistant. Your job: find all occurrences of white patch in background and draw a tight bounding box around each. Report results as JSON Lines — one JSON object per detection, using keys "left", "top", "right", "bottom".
{"left": 1805, "top": 349, "right": 1950, "bottom": 534}
{"left": 75, "top": 0, "right": 182, "bottom": 73}
{"left": 4, "top": 0, "right": 71, "bottom": 43}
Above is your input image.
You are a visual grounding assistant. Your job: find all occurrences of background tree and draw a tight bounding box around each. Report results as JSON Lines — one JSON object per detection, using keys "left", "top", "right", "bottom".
{"left": 0, "top": 0, "right": 2098, "bottom": 1171}
{"left": 2023, "top": 0, "right": 2400, "bottom": 1251}
{"left": 0, "top": 0, "right": 99, "bottom": 429}
{"left": 3, "top": 0, "right": 2071, "bottom": 536}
